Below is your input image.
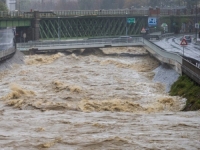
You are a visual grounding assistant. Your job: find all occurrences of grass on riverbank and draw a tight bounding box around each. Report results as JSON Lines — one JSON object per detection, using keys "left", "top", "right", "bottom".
{"left": 170, "top": 75, "right": 200, "bottom": 111}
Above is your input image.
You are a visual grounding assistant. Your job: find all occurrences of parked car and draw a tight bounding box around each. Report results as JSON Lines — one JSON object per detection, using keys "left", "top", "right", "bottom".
{"left": 181, "top": 35, "right": 192, "bottom": 43}
{"left": 112, "top": 36, "right": 133, "bottom": 43}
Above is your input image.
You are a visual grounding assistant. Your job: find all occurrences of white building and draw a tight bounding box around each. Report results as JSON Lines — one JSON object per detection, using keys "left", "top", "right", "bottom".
{"left": 6, "top": 0, "right": 16, "bottom": 11}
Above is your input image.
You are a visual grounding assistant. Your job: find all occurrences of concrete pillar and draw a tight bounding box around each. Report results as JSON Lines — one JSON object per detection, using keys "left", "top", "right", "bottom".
{"left": 156, "top": 8, "right": 160, "bottom": 16}
{"left": 149, "top": 8, "right": 153, "bottom": 16}
{"left": 32, "top": 11, "right": 40, "bottom": 41}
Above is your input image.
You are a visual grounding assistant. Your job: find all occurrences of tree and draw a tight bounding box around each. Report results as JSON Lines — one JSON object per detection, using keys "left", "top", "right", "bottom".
{"left": 0, "top": 1, "right": 8, "bottom": 11}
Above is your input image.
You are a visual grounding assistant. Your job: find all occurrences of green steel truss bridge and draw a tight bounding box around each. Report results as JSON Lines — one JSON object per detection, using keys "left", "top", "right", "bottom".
{"left": 39, "top": 17, "right": 146, "bottom": 39}
{"left": 0, "top": 8, "right": 198, "bottom": 41}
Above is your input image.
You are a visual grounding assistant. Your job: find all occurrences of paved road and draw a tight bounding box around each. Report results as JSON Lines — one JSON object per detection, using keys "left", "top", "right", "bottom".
{"left": 17, "top": 37, "right": 143, "bottom": 51}
{"left": 153, "top": 35, "right": 200, "bottom": 61}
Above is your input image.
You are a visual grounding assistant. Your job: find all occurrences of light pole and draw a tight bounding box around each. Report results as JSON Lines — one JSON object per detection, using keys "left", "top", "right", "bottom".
{"left": 141, "top": 27, "right": 146, "bottom": 44}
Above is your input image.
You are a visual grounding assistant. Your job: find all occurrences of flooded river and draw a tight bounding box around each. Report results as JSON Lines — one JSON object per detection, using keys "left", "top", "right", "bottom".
{"left": 0, "top": 47, "right": 199, "bottom": 150}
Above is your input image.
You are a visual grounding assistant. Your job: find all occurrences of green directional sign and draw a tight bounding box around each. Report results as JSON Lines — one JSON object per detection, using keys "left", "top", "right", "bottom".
{"left": 127, "top": 18, "right": 135, "bottom": 24}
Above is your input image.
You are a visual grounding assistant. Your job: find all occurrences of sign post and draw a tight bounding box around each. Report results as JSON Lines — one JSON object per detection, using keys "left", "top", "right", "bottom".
{"left": 195, "top": 23, "right": 199, "bottom": 29}
{"left": 141, "top": 27, "right": 146, "bottom": 44}
{"left": 23, "top": 33, "right": 26, "bottom": 43}
{"left": 127, "top": 18, "right": 135, "bottom": 24}
{"left": 180, "top": 38, "right": 188, "bottom": 57}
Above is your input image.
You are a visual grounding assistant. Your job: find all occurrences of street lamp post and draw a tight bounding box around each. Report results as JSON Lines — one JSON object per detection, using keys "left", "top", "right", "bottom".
{"left": 141, "top": 27, "right": 146, "bottom": 44}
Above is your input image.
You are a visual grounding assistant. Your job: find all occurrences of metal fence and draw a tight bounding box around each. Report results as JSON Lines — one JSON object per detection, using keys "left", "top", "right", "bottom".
{"left": 16, "top": 37, "right": 143, "bottom": 51}
{"left": 0, "top": 10, "right": 149, "bottom": 18}
{"left": 144, "top": 38, "right": 200, "bottom": 83}
{"left": 53, "top": 9, "right": 149, "bottom": 17}
{"left": 0, "top": 47, "right": 15, "bottom": 61}
{"left": 144, "top": 38, "right": 182, "bottom": 64}
{"left": 0, "top": 11, "right": 33, "bottom": 18}
{"left": 182, "top": 59, "right": 200, "bottom": 84}
{"left": 0, "top": 8, "right": 199, "bottom": 18}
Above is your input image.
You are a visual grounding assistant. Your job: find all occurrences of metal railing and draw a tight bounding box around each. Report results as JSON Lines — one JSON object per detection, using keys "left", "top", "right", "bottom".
{"left": 0, "top": 47, "right": 15, "bottom": 60}
{"left": 0, "top": 11, "right": 33, "bottom": 18}
{"left": 160, "top": 33, "right": 175, "bottom": 39}
{"left": 53, "top": 9, "right": 149, "bottom": 17}
{"left": 0, "top": 10, "right": 149, "bottom": 18}
{"left": 1, "top": 8, "right": 199, "bottom": 18}
{"left": 16, "top": 37, "right": 143, "bottom": 51}
{"left": 144, "top": 38, "right": 200, "bottom": 83}
{"left": 182, "top": 59, "right": 200, "bottom": 84}
{"left": 144, "top": 38, "right": 182, "bottom": 64}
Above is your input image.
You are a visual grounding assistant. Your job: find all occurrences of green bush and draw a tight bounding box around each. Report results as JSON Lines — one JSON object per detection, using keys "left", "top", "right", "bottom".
{"left": 170, "top": 75, "right": 200, "bottom": 111}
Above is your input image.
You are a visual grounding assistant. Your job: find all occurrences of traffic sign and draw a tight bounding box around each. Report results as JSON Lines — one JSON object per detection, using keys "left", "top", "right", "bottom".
{"left": 23, "top": 33, "right": 26, "bottom": 39}
{"left": 195, "top": 23, "right": 199, "bottom": 29}
{"left": 148, "top": 17, "right": 157, "bottom": 27}
{"left": 141, "top": 27, "right": 146, "bottom": 34}
{"left": 180, "top": 38, "right": 187, "bottom": 46}
{"left": 127, "top": 18, "right": 135, "bottom": 24}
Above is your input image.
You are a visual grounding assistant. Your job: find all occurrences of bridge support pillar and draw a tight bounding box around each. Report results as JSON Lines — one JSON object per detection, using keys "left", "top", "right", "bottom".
{"left": 32, "top": 11, "right": 40, "bottom": 41}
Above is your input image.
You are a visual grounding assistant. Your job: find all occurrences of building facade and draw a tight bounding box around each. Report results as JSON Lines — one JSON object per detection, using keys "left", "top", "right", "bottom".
{"left": 6, "top": 0, "right": 16, "bottom": 11}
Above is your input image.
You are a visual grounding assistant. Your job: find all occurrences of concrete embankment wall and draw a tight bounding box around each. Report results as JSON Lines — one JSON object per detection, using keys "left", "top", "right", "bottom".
{"left": 144, "top": 38, "right": 200, "bottom": 86}
{"left": 143, "top": 37, "right": 182, "bottom": 74}
{"left": 0, "top": 50, "right": 24, "bottom": 71}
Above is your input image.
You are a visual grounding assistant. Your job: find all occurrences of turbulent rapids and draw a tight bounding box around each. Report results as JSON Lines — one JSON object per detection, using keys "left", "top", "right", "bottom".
{"left": 0, "top": 47, "right": 199, "bottom": 149}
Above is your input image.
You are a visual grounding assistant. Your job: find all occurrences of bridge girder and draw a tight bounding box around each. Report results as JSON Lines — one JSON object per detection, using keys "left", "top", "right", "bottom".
{"left": 39, "top": 17, "right": 147, "bottom": 39}
{"left": 0, "top": 19, "right": 31, "bottom": 28}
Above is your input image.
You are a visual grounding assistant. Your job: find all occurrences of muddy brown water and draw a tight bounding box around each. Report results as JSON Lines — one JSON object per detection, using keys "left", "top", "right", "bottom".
{"left": 0, "top": 47, "right": 199, "bottom": 150}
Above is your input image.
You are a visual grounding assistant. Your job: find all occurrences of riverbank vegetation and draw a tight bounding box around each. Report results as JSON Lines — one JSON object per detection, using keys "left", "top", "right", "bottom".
{"left": 170, "top": 75, "right": 200, "bottom": 111}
